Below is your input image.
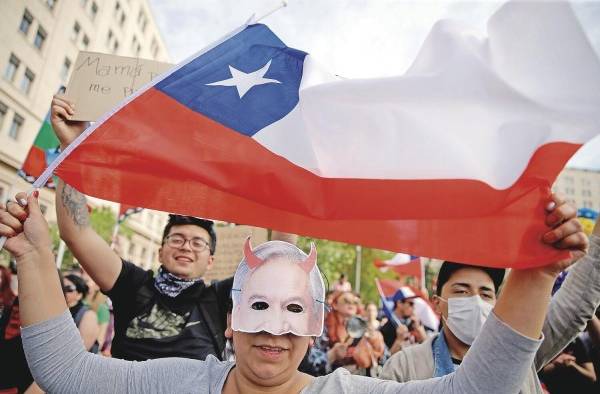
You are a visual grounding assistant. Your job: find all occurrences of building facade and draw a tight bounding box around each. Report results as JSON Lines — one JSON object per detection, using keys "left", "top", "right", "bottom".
{"left": 553, "top": 168, "right": 600, "bottom": 213}
{"left": 0, "top": 0, "right": 170, "bottom": 268}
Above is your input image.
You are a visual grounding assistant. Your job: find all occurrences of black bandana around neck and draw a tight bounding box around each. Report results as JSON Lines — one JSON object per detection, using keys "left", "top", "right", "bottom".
{"left": 154, "top": 266, "right": 203, "bottom": 298}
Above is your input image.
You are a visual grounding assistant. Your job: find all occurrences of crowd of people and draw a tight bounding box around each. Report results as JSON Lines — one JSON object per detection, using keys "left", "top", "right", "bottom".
{"left": 0, "top": 96, "right": 597, "bottom": 394}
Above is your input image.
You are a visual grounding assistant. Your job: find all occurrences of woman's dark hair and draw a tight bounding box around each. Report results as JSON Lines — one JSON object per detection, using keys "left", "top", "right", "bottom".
{"left": 162, "top": 215, "right": 217, "bottom": 255}
{"left": 64, "top": 274, "right": 89, "bottom": 298}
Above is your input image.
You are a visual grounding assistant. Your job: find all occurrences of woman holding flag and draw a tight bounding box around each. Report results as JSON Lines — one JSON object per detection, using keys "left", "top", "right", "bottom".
{"left": 0, "top": 187, "right": 589, "bottom": 393}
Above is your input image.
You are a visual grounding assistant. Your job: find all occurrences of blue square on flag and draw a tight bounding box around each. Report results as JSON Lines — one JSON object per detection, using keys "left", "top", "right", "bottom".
{"left": 156, "top": 24, "right": 307, "bottom": 136}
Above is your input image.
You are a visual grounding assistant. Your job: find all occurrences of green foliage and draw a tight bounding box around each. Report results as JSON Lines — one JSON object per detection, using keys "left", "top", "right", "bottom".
{"left": 52, "top": 206, "right": 134, "bottom": 270}
{"left": 90, "top": 206, "right": 119, "bottom": 243}
{"left": 297, "top": 237, "right": 398, "bottom": 304}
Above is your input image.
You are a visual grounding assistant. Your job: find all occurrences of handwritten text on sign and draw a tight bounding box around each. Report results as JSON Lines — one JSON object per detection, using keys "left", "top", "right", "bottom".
{"left": 66, "top": 51, "right": 173, "bottom": 121}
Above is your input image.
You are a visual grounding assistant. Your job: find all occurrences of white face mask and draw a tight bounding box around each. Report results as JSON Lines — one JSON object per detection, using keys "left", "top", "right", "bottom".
{"left": 440, "top": 295, "right": 494, "bottom": 345}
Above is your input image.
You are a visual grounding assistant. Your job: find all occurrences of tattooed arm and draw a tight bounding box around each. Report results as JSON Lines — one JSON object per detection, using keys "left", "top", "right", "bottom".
{"left": 56, "top": 180, "right": 122, "bottom": 292}
{"left": 49, "top": 96, "right": 122, "bottom": 291}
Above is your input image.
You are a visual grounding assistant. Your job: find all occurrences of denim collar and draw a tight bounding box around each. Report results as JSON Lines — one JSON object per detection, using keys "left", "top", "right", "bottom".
{"left": 432, "top": 328, "right": 456, "bottom": 377}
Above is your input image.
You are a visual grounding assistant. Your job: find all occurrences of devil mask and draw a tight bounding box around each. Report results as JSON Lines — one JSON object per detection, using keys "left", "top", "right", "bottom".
{"left": 231, "top": 239, "right": 325, "bottom": 336}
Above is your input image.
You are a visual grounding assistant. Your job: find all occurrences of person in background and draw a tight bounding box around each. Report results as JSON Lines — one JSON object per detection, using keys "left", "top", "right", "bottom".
{"left": 0, "top": 263, "right": 42, "bottom": 394}
{"left": 0, "top": 265, "right": 15, "bottom": 320}
{"left": 63, "top": 274, "right": 100, "bottom": 353}
{"left": 380, "top": 288, "right": 427, "bottom": 353}
{"left": 381, "top": 201, "right": 600, "bottom": 394}
{"left": 364, "top": 302, "right": 381, "bottom": 331}
{"left": 540, "top": 334, "right": 597, "bottom": 394}
{"left": 81, "top": 270, "right": 111, "bottom": 351}
{"left": 332, "top": 273, "right": 352, "bottom": 292}
{"left": 308, "top": 291, "right": 385, "bottom": 376}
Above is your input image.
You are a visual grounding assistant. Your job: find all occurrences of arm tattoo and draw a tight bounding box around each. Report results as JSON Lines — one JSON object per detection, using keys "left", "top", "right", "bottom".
{"left": 60, "top": 184, "right": 90, "bottom": 228}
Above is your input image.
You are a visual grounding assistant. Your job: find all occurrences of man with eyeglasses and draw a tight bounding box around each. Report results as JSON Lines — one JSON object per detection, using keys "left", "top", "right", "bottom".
{"left": 42, "top": 96, "right": 233, "bottom": 361}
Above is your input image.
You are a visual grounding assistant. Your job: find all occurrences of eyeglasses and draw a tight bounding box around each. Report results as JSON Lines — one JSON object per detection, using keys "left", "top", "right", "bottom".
{"left": 340, "top": 297, "right": 359, "bottom": 305}
{"left": 164, "top": 234, "right": 210, "bottom": 253}
{"left": 63, "top": 285, "right": 76, "bottom": 293}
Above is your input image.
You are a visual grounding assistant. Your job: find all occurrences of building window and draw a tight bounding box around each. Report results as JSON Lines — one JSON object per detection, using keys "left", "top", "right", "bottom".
{"left": 119, "top": 12, "right": 126, "bottom": 28}
{"left": 60, "top": 57, "right": 71, "bottom": 81}
{"left": 46, "top": 0, "right": 57, "bottom": 10}
{"left": 19, "top": 9, "right": 34, "bottom": 35}
{"left": 34, "top": 26, "right": 47, "bottom": 50}
{"left": 137, "top": 9, "right": 148, "bottom": 33}
{"left": 131, "top": 36, "right": 141, "bottom": 56}
{"left": 113, "top": 39, "right": 119, "bottom": 54}
{"left": 106, "top": 29, "right": 113, "bottom": 47}
{"left": 20, "top": 68, "right": 35, "bottom": 95}
{"left": 9, "top": 113, "right": 24, "bottom": 140}
{"left": 151, "top": 38, "right": 159, "bottom": 58}
{"left": 0, "top": 101, "right": 7, "bottom": 129}
{"left": 128, "top": 243, "right": 135, "bottom": 257}
{"left": 114, "top": 1, "right": 121, "bottom": 17}
{"left": 89, "top": 2, "right": 98, "bottom": 20}
{"left": 82, "top": 34, "right": 90, "bottom": 50}
{"left": 71, "top": 21, "right": 81, "bottom": 41}
{"left": 3, "top": 54, "right": 20, "bottom": 82}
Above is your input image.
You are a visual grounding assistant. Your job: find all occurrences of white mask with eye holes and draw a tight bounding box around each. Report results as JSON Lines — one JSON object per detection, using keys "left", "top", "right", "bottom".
{"left": 231, "top": 239, "right": 325, "bottom": 337}
{"left": 440, "top": 295, "right": 494, "bottom": 345}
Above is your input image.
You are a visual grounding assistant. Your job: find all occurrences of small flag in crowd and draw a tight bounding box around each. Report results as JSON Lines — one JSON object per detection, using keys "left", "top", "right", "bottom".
{"left": 51, "top": 1, "right": 600, "bottom": 268}
{"left": 374, "top": 254, "right": 422, "bottom": 286}
{"left": 375, "top": 279, "right": 439, "bottom": 331}
{"left": 18, "top": 110, "right": 60, "bottom": 188}
{"left": 118, "top": 204, "right": 143, "bottom": 224}
{"left": 577, "top": 208, "right": 598, "bottom": 236}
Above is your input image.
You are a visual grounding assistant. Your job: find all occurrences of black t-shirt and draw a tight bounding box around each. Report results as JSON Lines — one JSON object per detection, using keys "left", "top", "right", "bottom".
{"left": 105, "top": 260, "right": 231, "bottom": 361}
{"left": 540, "top": 336, "right": 596, "bottom": 394}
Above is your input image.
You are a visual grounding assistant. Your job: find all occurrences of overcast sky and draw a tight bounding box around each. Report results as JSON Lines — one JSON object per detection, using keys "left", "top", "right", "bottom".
{"left": 148, "top": 0, "right": 600, "bottom": 170}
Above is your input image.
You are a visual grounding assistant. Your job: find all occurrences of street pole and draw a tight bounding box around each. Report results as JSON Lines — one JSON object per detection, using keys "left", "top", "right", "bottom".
{"left": 55, "top": 239, "right": 66, "bottom": 269}
{"left": 355, "top": 245, "right": 362, "bottom": 293}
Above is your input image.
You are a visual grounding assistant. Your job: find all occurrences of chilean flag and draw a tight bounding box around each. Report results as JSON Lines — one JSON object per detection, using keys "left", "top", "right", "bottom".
{"left": 374, "top": 254, "right": 423, "bottom": 284}
{"left": 53, "top": 1, "right": 600, "bottom": 268}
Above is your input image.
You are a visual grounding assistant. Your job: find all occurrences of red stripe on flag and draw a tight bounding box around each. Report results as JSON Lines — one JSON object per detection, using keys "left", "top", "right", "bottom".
{"left": 55, "top": 89, "right": 577, "bottom": 268}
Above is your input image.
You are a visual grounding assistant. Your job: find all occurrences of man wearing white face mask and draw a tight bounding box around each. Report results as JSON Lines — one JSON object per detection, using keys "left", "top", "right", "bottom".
{"left": 381, "top": 215, "right": 600, "bottom": 394}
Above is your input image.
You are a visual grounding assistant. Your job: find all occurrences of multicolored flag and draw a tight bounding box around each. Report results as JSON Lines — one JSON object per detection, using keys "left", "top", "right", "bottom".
{"left": 577, "top": 208, "right": 598, "bottom": 236}
{"left": 49, "top": 1, "right": 600, "bottom": 268}
{"left": 375, "top": 279, "right": 439, "bottom": 331}
{"left": 18, "top": 110, "right": 60, "bottom": 188}
{"left": 374, "top": 254, "right": 422, "bottom": 285}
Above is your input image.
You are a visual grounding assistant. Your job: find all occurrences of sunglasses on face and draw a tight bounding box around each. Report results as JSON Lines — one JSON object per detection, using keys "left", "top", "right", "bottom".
{"left": 63, "top": 285, "right": 76, "bottom": 293}
{"left": 340, "top": 297, "right": 359, "bottom": 305}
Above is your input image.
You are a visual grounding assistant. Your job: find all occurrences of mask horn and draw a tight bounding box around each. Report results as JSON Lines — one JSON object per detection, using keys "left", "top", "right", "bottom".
{"left": 299, "top": 242, "right": 317, "bottom": 273}
{"left": 243, "top": 237, "right": 264, "bottom": 269}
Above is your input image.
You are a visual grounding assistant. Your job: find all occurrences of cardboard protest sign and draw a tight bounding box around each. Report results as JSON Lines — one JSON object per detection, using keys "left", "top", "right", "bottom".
{"left": 66, "top": 51, "right": 173, "bottom": 121}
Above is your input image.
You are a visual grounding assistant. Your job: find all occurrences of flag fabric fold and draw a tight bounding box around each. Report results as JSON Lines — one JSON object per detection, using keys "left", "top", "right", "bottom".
{"left": 54, "top": 1, "right": 600, "bottom": 268}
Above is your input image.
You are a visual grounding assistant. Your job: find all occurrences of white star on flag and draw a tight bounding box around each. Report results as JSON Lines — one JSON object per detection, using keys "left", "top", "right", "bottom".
{"left": 206, "top": 60, "right": 281, "bottom": 98}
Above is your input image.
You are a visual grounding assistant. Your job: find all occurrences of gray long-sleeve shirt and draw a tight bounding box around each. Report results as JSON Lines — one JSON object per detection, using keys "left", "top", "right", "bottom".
{"left": 380, "top": 235, "right": 600, "bottom": 394}
{"left": 22, "top": 308, "right": 540, "bottom": 393}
